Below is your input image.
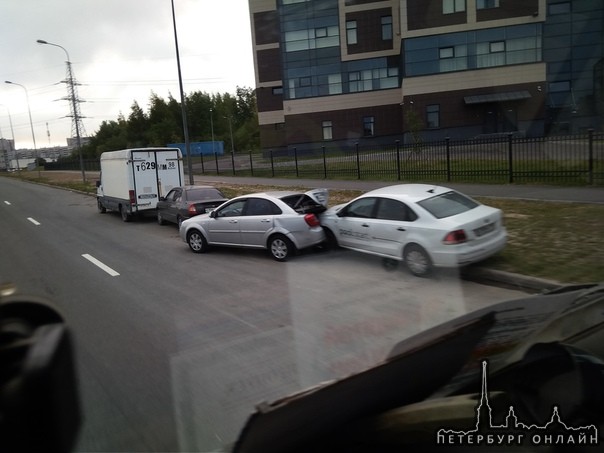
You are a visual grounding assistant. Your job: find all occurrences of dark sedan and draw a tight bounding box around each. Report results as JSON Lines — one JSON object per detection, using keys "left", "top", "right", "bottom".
{"left": 157, "top": 185, "right": 228, "bottom": 227}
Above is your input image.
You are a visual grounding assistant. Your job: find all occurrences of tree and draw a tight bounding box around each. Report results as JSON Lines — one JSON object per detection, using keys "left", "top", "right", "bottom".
{"left": 127, "top": 101, "right": 148, "bottom": 147}
{"left": 75, "top": 87, "right": 259, "bottom": 160}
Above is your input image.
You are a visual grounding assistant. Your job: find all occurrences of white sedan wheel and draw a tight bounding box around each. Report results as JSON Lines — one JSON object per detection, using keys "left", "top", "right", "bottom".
{"left": 404, "top": 245, "right": 432, "bottom": 277}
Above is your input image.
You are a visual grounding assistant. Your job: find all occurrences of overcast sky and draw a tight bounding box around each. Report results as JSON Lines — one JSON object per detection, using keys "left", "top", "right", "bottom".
{"left": 0, "top": 0, "right": 256, "bottom": 150}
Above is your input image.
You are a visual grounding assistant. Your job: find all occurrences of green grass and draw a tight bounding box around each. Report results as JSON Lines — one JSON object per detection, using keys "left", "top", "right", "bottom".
{"left": 474, "top": 199, "right": 604, "bottom": 284}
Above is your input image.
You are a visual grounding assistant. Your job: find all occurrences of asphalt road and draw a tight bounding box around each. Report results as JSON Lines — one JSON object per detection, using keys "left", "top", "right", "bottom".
{"left": 0, "top": 177, "right": 528, "bottom": 452}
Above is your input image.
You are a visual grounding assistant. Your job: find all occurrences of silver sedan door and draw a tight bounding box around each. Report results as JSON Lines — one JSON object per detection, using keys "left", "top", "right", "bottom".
{"left": 238, "top": 198, "right": 277, "bottom": 246}
{"left": 206, "top": 199, "right": 246, "bottom": 245}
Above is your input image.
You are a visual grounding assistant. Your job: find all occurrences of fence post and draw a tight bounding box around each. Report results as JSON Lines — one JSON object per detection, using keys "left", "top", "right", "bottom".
{"left": 322, "top": 146, "right": 327, "bottom": 179}
{"left": 231, "top": 151, "right": 236, "bottom": 175}
{"left": 446, "top": 137, "right": 451, "bottom": 182}
{"left": 249, "top": 150, "right": 254, "bottom": 176}
{"left": 200, "top": 153, "right": 205, "bottom": 173}
{"left": 356, "top": 142, "right": 360, "bottom": 180}
{"left": 270, "top": 150, "right": 275, "bottom": 177}
{"left": 395, "top": 140, "right": 401, "bottom": 180}
{"left": 294, "top": 147, "right": 299, "bottom": 177}
{"left": 215, "top": 152, "right": 220, "bottom": 175}
{"left": 507, "top": 133, "right": 514, "bottom": 184}
{"left": 588, "top": 128, "right": 594, "bottom": 185}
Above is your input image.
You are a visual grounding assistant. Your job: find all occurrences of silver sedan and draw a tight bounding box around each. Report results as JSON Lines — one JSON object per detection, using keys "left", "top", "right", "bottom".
{"left": 320, "top": 184, "right": 507, "bottom": 277}
{"left": 179, "top": 190, "right": 328, "bottom": 261}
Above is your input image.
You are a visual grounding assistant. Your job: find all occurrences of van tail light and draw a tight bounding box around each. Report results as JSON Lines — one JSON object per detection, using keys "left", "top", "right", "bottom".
{"left": 443, "top": 229, "right": 467, "bottom": 245}
{"left": 304, "top": 213, "right": 320, "bottom": 227}
{"left": 129, "top": 190, "right": 136, "bottom": 205}
{"left": 188, "top": 204, "right": 197, "bottom": 215}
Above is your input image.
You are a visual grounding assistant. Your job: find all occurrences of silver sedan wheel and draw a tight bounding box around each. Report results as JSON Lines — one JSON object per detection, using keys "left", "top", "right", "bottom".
{"left": 187, "top": 230, "right": 207, "bottom": 253}
{"left": 404, "top": 245, "right": 432, "bottom": 277}
{"left": 269, "top": 235, "right": 292, "bottom": 262}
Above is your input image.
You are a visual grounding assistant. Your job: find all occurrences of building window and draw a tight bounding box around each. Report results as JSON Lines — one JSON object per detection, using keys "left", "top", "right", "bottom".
{"left": 349, "top": 71, "right": 373, "bottom": 92}
{"left": 381, "top": 16, "right": 393, "bottom": 41}
{"left": 346, "top": 21, "right": 357, "bottom": 45}
{"left": 549, "top": 81, "right": 571, "bottom": 92}
{"left": 443, "top": 0, "right": 465, "bottom": 14}
{"left": 272, "top": 87, "right": 283, "bottom": 95}
{"left": 322, "top": 121, "right": 333, "bottom": 140}
{"left": 406, "top": 24, "right": 541, "bottom": 77}
{"left": 477, "top": 0, "right": 499, "bottom": 9}
{"left": 439, "top": 46, "right": 467, "bottom": 72}
{"left": 439, "top": 47, "right": 454, "bottom": 59}
{"left": 363, "top": 117, "right": 375, "bottom": 136}
{"left": 284, "top": 26, "right": 339, "bottom": 52}
{"left": 548, "top": 2, "right": 570, "bottom": 15}
{"left": 490, "top": 41, "right": 505, "bottom": 53}
{"left": 328, "top": 74, "right": 342, "bottom": 95}
{"left": 426, "top": 105, "right": 440, "bottom": 129}
{"left": 477, "top": 41, "right": 505, "bottom": 68}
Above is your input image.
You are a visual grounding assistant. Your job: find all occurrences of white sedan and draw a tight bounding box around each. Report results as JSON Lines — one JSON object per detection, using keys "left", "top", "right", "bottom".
{"left": 320, "top": 184, "right": 507, "bottom": 277}
{"left": 179, "top": 189, "right": 328, "bottom": 261}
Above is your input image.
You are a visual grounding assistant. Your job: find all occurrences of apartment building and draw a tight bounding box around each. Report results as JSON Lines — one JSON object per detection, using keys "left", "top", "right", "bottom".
{"left": 249, "top": 0, "right": 603, "bottom": 152}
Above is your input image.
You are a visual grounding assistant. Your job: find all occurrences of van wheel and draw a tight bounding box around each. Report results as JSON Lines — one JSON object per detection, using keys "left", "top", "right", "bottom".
{"left": 187, "top": 230, "right": 208, "bottom": 253}
{"left": 404, "top": 244, "right": 432, "bottom": 277}
{"left": 120, "top": 205, "right": 131, "bottom": 222}
{"left": 269, "top": 234, "right": 293, "bottom": 262}
{"left": 97, "top": 199, "right": 106, "bottom": 213}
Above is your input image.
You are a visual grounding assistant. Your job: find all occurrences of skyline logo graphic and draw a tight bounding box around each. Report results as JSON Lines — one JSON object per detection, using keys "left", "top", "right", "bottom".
{"left": 436, "top": 360, "right": 599, "bottom": 447}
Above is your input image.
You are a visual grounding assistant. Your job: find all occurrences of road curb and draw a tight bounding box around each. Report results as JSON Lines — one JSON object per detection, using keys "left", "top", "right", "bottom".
{"left": 463, "top": 266, "right": 562, "bottom": 293}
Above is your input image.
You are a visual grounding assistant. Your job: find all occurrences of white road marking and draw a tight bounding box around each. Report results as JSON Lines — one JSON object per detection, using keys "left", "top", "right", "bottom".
{"left": 4, "top": 201, "right": 11, "bottom": 205}
{"left": 82, "top": 254, "right": 120, "bottom": 277}
{"left": 27, "top": 217, "right": 41, "bottom": 225}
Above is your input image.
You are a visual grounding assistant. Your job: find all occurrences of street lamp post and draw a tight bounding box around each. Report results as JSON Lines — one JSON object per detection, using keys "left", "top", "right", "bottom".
{"left": 210, "top": 109, "right": 215, "bottom": 155}
{"left": 170, "top": 1, "right": 194, "bottom": 184}
{"left": 224, "top": 115, "right": 235, "bottom": 174}
{"left": 224, "top": 116, "right": 235, "bottom": 155}
{"left": 5, "top": 81, "right": 39, "bottom": 177}
{"left": 37, "top": 39, "right": 86, "bottom": 183}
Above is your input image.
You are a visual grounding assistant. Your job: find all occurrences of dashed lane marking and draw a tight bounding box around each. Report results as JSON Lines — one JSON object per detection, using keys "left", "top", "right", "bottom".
{"left": 82, "top": 254, "right": 120, "bottom": 277}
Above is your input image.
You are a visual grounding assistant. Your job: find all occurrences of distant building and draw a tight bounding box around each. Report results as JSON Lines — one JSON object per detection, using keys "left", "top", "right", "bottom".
{"left": 66, "top": 136, "right": 91, "bottom": 150}
{"left": 249, "top": 0, "right": 603, "bottom": 152}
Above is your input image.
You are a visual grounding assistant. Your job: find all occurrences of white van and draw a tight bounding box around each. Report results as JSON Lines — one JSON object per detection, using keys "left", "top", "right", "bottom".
{"left": 96, "top": 148, "right": 185, "bottom": 221}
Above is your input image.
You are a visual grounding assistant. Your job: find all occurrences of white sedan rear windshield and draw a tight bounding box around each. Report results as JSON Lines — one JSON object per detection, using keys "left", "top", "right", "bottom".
{"left": 417, "top": 191, "right": 479, "bottom": 219}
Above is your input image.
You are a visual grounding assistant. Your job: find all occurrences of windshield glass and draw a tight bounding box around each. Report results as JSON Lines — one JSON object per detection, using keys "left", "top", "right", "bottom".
{"left": 417, "top": 191, "right": 480, "bottom": 219}
{"left": 186, "top": 188, "right": 225, "bottom": 200}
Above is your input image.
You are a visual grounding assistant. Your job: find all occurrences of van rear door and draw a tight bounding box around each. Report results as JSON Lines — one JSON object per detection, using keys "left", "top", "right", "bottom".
{"left": 155, "top": 149, "right": 184, "bottom": 197}
{"left": 130, "top": 149, "right": 182, "bottom": 213}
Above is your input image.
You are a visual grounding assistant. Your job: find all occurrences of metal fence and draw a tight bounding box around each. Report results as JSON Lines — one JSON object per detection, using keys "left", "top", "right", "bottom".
{"left": 49, "top": 130, "right": 604, "bottom": 186}
{"left": 194, "top": 130, "right": 604, "bottom": 186}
